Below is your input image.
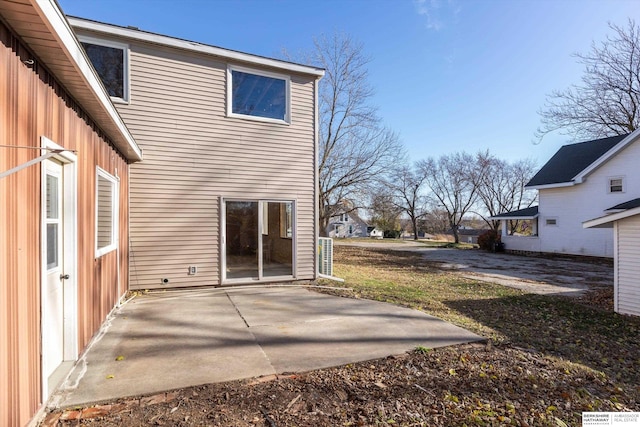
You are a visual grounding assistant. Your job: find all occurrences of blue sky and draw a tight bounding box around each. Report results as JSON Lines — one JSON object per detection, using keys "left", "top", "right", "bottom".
{"left": 59, "top": 0, "right": 639, "bottom": 166}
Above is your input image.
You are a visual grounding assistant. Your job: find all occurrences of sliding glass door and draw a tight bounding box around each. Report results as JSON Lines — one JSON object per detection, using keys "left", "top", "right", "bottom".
{"left": 223, "top": 200, "right": 293, "bottom": 282}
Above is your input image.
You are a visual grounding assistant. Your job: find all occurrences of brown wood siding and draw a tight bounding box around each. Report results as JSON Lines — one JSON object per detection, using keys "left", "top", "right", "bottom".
{"left": 0, "top": 21, "right": 130, "bottom": 426}
{"left": 101, "top": 41, "right": 317, "bottom": 289}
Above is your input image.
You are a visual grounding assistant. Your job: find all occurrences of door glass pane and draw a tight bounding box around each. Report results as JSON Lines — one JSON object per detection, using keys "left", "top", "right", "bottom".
{"left": 263, "top": 202, "right": 293, "bottom": 277}
{"left": 47, "top": 224, "right": 58, "bottom": 269}
{"left": 226, "top": 201, "right": 259, "bottom": 279}
{"left": 46, "top": 174, "right": 59, "bottom": 219}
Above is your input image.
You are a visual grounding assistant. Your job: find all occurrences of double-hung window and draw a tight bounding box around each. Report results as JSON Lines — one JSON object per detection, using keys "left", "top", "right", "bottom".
{"left": 96, "top": 168, "right": 118, "bottom": 257}
{"left": 608, "top": 177, "right": 624, "bottom": 193}
{"left": 227, "top": 65, "right": 290, "bottom": 124}
{"left": 80, "top": 36, "right": 130, "bottom": 103}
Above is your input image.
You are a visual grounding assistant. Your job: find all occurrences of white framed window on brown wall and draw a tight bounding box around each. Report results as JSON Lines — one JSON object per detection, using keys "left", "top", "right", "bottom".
{"left": 95, "top": 168, "right": 118, "bottom": 257}
{"left": 79, "top": 35, "right": 130, "bottom": 103}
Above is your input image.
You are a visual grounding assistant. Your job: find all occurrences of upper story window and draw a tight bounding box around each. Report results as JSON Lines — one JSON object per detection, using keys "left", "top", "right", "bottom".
{"left": 608, "top": 177, "right": 625, "bottom": 193}
{"left": 80, "top": 36, "right": 129, "bottom": 103}
{"left": 227, "top": 65, "right": 290, "bottom": 124}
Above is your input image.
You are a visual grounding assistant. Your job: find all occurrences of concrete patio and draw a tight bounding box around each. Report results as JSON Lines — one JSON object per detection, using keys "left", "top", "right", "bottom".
{"left": 50, "top": 286, "right": 482, "bottom": 408}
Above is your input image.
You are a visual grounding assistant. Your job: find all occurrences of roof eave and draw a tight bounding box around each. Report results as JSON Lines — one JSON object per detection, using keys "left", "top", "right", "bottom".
{"left": 67, "top": 16, "right": 325, "bottom": 79}
{"left": 490, "top": 214, "right": 539, "bottom": 220}
{"left": 526, "top": 182, "right": 575, "bottom": 190}
{"left": 573, "top": 129, "right": 640, "bottom": 183}
{"left": 7, "top": 0, "right": 142, "bottom": 161}
{"left": 583, "top": 205, "right": 640, "bottom": 228}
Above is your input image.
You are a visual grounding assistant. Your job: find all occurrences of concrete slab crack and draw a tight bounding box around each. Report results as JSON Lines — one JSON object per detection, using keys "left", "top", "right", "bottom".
{"left": 226, "top": 291, "right": 250, "bottom": 328}
{"left": 225, "top": 292, "right": 276, "bottom": 374}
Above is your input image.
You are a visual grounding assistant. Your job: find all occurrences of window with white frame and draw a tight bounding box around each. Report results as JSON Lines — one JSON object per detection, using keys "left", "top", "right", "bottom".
{"left": 608, "top": 177, "right": 624, "bottom": 193}
{"left": 80, "top": 36, "right": 129, "bottom": 102}
{"left": 228, "top": 66, "right": 290, "bottom": 123}
{"left": 96, "top": 168, "right": 118, "bottom": 257}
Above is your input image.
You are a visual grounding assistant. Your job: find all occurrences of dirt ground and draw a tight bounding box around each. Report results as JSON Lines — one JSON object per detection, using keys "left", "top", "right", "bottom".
{"left": 45, "top": 245, "right": 632, "bottom": 427}
{"left": 48, "top": 342, "right": 633, "bottom": 427}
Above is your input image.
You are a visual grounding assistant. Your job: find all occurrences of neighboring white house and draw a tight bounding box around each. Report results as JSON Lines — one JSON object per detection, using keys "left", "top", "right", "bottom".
{"left": 492, "top": 130, "right": 640, "bottom": 258}
{"left": 584, "top": 198, "right": 640, "bottom": 316}
{"left": 326, "top": 211, "right": 377, "bottom": 238}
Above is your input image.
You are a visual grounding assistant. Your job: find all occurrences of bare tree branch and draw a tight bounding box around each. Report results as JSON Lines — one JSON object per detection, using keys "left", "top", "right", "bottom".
{"left": 417, "top": 152, "right": 490, "bottom": 243}
{"left": 309, "top": 33, "right": 404, "bottom": 235}
{"left": 537, "top": 19, "right": 640, "bottom": 141}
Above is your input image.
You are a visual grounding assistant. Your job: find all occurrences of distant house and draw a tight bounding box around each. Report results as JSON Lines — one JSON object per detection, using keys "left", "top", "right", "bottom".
{"left": 70, "top": 17, "right": 324, "bottom": 288}
{"left": 326, "top": 211, "right": 370, "bottom": 238}
{"left": 453, "top": 228, "right": 492, "bottom": 245}
{"left": 492, "top": 131, "right": 640, "bottom": 258}
{"left": 1, "top": 2, "right": 141, "bottom": 424}
{"left": 584, "top": 198, "right": 640, "bottom": 316}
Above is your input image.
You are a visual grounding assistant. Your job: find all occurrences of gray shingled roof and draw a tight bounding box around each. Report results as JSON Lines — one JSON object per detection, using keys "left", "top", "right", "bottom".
{"left": 606, "top": 198, "right": 640, "bottom": 211}
{"left": 526, "top": 134, "right": 629, "bottom": 187}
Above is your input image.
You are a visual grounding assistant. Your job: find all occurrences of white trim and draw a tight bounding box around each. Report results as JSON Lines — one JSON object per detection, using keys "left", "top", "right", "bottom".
{"left": 68, "top": 17, "right": 325, "bottom": 78}
{"left": 313, "top": 78, "right": 319, "bottom": 278}
{"left": 573, "top": 129, "right": 640, "bottom": 183}
{"left": 491, "top": 215, "right": 539, "bottom": 220}
{"left": 227, "top": 65, "right": 291, "bottom": 124}
{"left": 613, "top": 221, "right": 619, "bottom": 312}
{"left": 526, "top": 181, "right": 576, "bottom": 190}
{"left": 40, "top": 136, "right": 78, "bottom": 404}
{"left": 95, "top": 167, "right": 119, "bottom": 257}
{"left": 77, "top": 35, "right": 130, "bottom": 103}
{"left": 33, "top": 1, "right": 141, "bottom": 161}
{"left": 583, "top": 205, "right": 640, "bottom": 228}
{"left": 221, "top": 198, "right": 296, "bottom": 284}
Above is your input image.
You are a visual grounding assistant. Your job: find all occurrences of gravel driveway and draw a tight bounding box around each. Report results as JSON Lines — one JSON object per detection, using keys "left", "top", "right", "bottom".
{"left": 334, "top": 240, "right": 613, "bottom": 297}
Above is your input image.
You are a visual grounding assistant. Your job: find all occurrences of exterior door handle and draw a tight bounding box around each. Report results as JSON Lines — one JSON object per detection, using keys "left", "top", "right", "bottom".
{"left": 60, "top": 274, "right": 70, "bottom": 280}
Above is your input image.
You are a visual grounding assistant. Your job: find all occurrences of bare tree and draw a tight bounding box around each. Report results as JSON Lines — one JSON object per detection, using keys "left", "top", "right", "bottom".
{"left": 418, "top": 152, "right": 489, "bottom": 243}
{"left": 310, "top": 33, "right": 404, "bottom": 235}
{"left": 419, "top": 208, "right": 450, "bottom": 235}
{"left": 474, "top": 152, "right": 538, "bottom": 230}
{"left": 537, "top": 19, "right": 640, "bottom": 141}
{"left": 369, "top": 193, "right": 403, "bottom": 238}
{"left": 384, "top": 163, "right": 428, "bottom": 240}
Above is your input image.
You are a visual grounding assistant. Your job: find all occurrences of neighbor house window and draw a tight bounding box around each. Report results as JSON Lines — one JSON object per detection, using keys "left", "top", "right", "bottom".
{"left": 96, "top": 168, "right": 118, "bottom": 257}
{"left": 609, "top": 177, "right": 624, "bottom": 193}
{"left": 80, "top": 36, "right": 129, "bottom": 102}
{"left": 545, "top": 218, "right": 557, "bottom": 226}
{"left": 228, "top": 66, "right": 290, "bottom": 123}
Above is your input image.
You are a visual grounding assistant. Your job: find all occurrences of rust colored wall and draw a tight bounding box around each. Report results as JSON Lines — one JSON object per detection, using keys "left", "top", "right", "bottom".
{"left": 0, "top": 21, "right": 130, "bottom": 426}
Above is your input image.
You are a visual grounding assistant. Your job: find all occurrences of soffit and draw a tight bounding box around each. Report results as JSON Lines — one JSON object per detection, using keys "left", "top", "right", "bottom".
{"left": 0, "top": 0, "right": 141, "bottom": 161}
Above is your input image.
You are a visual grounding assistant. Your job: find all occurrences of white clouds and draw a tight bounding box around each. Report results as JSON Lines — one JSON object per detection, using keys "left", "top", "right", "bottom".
{"left": 414, "top": 0, "right": 460, "bottom": 31}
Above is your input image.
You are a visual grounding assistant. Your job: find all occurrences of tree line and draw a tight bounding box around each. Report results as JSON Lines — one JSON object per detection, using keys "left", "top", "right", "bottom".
{"left": 306, "top": 19, "right": 639, "bottom": 239}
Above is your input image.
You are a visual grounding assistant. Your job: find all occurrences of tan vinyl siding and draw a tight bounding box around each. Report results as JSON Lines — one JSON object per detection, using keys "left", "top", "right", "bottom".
{"left": 1, "top": 20, "right": 130, "bottom": 426}
{"left": 98, "top": 39, "right": 317, "bottom": 289}
{"left": 616, "top": 216, "right": 640, "bottom": 316}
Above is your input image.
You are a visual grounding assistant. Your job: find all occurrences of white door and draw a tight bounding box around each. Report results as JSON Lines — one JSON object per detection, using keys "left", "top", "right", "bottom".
{"left": 43, "top": 159, "right": 64, "bottom": 379}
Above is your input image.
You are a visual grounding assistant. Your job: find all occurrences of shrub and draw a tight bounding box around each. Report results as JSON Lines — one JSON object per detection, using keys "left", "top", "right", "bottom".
{"left": 478, "top": 229, "right": 501, "bottom": 251}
